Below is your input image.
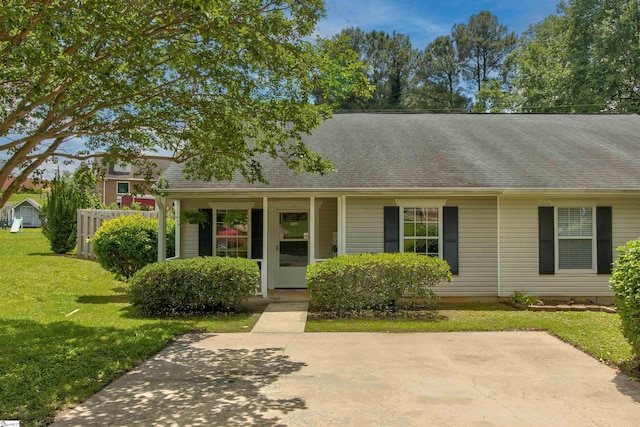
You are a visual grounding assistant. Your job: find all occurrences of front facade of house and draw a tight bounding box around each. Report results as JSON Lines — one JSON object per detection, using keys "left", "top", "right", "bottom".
{"left": 161, "top": 114, "right": 640, "bottom": 299}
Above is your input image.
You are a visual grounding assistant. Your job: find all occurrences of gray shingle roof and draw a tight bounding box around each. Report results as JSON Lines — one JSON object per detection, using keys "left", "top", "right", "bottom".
{"left": 164, "top": 113, "right": 640, "bottom": 191}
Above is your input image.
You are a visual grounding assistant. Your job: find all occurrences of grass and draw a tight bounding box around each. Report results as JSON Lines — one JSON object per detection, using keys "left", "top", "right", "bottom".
{"left": 0, "top": 228, "right": 261, "bottom": 426}
{"left": 6, "top": 192, "right": 48, "bottom": 205}
{"left": 306, "top": 302, "right": 634, "bottom": 367}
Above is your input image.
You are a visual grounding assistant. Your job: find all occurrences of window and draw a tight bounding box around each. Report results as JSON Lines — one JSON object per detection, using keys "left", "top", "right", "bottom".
{"left": 402, "top": 207, "right": 440, "bottom": 257}
{"left": 215, "top": 209, "right": 248, "bottom": 258}
{"left": 556, "top": 207, "right": 594, "bottom": 270}
{"left": 116, "top": 182, "right": 130, "bottom": 194}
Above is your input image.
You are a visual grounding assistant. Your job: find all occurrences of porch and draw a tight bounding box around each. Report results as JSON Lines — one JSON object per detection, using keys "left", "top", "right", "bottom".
{"left": 157, "top": 195, "right": 348, "bottom": 299}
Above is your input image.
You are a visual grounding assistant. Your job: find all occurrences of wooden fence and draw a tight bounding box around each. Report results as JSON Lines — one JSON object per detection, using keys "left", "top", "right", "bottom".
{"left": 77, "top": 209, "right": 158, "bottom": 259}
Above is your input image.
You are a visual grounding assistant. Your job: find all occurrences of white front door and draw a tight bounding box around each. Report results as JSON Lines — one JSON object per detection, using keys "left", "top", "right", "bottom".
{"left": 276, "top": 211, "right": 309, "bottom": 288}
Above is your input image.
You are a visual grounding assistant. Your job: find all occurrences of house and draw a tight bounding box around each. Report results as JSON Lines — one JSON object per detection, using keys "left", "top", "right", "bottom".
{"left": 98, "top": 159, "right": 172, "bottom": 208}
{"left": 10, "top": 198, "right": 43, "bottom": 227}
{"left": 159, "top": 113, "right": 640, "bottom": 300}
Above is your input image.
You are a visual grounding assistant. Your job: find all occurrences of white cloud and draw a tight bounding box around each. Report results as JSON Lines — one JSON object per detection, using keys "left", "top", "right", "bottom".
{"left": 317, "top": 0, "right": 450, "bottom": 48}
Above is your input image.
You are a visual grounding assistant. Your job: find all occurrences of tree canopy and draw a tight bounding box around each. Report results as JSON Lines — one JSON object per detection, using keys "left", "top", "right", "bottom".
{"left": 483, "top": 0, "right": 640, "bottom": 113}
{"left": 0, "top": 0, "right": 370, "bottom": 207}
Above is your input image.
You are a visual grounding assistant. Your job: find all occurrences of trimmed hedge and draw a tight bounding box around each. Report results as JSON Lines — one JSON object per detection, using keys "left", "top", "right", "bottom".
{"left": 91, "top": 214, "right": 175, "bottom": 279}
{"left": 307, "top": 252, "right": 452, "bottom": 313}
{"left": 611, "top": 238, "right": 640, "bottom": 360}
{"left": 130, "top": 256, "right": 259, "bottom": 315}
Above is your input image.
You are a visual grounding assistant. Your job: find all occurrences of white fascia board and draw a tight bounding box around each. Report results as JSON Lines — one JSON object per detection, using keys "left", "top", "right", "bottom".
{"left": 163, "top": 187, "right": 640, "bottom": 199}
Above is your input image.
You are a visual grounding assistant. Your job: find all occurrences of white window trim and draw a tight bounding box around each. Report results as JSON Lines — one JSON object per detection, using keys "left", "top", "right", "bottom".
{"left": 399, "top": 206, "right": 443, "bottom": 258}
{"left": 116, "top": 181, "right": 130, "bottom": 195}
{"left": 554, "top": 206, "right": 597, "bottom": 273}
{"left": 212, "top": 208, "right": 251, "bottom": 259}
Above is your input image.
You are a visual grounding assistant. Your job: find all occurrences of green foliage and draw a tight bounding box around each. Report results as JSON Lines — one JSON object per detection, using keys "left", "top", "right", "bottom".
{"left": 611, "top": 238, "right": 640, "bottom": 360}
{"left": 509, "top": 0, "right": 640, "bottom": 113}
{"left": 91, "top": 214, "right": 175, "bottom": 279}
{"left": 73, "top": 162, "right": 103, "bottom": 209}
{"left": 41, "top": 177, "right": 82, "bottom": 253}
{"left": 180, "top": 210, "right": 208, "bottom": 225}
{"left": 452, "top": 11, "right": 517, "bottom": 94}
{"left": 410, "top": 35, "right": 470, "bottom": 111}
{"left": 332, "top": 28, "right": 416, "bottom": 110}
{"left": 510, "top": 291, "right": 539, "bottom": 306}
{"left": 0, "top": 0, "right": 371, "bottom": 207}
{"left": 307, "top": 252, "right": 452, "bottom": 313}
{"left": 130, "top": 257, "right": 259, "bottom": 315}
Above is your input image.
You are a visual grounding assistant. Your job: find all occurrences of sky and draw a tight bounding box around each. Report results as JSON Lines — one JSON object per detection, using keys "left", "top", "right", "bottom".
{"left": 316, "top": 0, "right": 561, "bottom": 49}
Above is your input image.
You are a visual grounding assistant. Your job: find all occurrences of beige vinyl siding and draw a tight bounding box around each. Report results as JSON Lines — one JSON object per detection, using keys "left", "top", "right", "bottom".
{"left": 345, "top": 196, "right": 498, "bottom": 296}
{"left": 499, "top": 196, "right": 640, "bottom": 297}
{"left": 317, "top": 198, "right": 337, "bottom": 259}
{"left": 345, "top": 198, "right": 386, "bottom": 254}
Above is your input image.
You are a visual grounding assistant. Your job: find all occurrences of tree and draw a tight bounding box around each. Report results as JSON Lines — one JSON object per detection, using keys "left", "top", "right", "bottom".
{"left": 0, "top": 0, "right": 370, "bottom": 207}
{"left": 41, "top": 177, "right": 82, "bottom": 253}
{"left": 509, "top": 0, "right": 639, "bottom": 113}
{"left": 452, "top": 11, "right": 517, "bottom": 94}
{"left": 333, "top": 28, "right": 416, "bottom": 110}
{"left": 410, "top": 35, "right": 469, "bottom": 111}
{"left": 73, "top": 162, "right": 102, "bottom": 209}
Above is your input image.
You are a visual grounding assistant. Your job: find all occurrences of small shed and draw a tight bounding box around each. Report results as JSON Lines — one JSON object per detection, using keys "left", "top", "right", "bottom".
{"left": 11, "top": 198, "right": 43, "bottom": 227}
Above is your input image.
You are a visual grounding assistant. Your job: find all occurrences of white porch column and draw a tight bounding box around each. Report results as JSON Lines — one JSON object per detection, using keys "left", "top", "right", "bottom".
{"left": 337, "top": 195, "right": 347, "bottom": 255}
{"left": 309, "top": 196, "right": 315, "bottom": 264}
{"left": 261, "top": 196, "right": 268, "bottom": 298}
{"left": 157, "top": 197, "right": 167, "bottom": 262}
{"left": 174, "top": 200, "right": 181, "bottom": 259}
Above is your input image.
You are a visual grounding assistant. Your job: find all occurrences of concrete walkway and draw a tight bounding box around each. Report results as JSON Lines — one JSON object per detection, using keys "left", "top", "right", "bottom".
{"left": 53, "top": 331, "right": 640, "bottom": 426}
{"left": 251, "top": 302, "right": 309, "bottom": 333}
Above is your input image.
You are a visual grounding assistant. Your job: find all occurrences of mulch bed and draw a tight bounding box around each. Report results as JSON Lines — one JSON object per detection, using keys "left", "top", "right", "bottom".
{"left": 503, "top": 300, "right": 617, "bottom": 313}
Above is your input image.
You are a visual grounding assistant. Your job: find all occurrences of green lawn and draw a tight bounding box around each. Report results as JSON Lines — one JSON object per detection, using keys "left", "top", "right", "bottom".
{"left": 0, "top": 228, "right": 260, "bottom": 426}
{"left": 307, "top": 302, "right": 633, "bottom": 367}
{"left": 6, "top": 192, "right": 48, "bottom": 205}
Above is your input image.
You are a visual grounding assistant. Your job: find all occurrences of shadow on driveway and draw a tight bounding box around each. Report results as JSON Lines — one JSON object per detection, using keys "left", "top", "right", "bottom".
{"left": 54, "top": 334, "right": 306, "bottom": 426}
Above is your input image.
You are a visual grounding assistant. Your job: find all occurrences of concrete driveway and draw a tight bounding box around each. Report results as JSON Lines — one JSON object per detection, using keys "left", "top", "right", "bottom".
{"left": 54, "top": 331, "right": 640, "bottom": 426}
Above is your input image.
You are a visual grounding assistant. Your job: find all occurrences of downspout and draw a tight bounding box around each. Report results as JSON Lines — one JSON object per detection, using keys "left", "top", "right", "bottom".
{"left": 497, "top": 194, "right": 501, "bottom": 297}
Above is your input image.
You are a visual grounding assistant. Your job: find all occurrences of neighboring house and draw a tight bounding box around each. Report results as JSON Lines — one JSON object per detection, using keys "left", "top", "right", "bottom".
{"left": 11, "top": 198, "right": 43, "bottom": 227}
{"left": 161, "top": 114, "right": 640, "bottom": 299}
{"left": 98, "top": 160, "right": 172, "bottom": 208}
{"left": 1, "top": 176, "right": 49, "bottom": 193}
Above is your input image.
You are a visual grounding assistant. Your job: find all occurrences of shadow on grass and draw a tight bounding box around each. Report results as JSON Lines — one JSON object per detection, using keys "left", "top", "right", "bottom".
{"left": 0, "top": 319, "right": 183, "bottom": 425}
{"left": 436, "top": 302, "right": 516, "bottom": 311}
{"left": 76, "top": 294, "right": 131, "bottom": 304}
{"left": 27, "top": 252, "right": 77, "bottom": 257}
{"left": 54, "top": 334, "right": 307, "bottom": 426}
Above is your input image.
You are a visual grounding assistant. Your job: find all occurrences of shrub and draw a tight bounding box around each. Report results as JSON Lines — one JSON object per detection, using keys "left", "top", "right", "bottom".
{"left": 307, "top": 252, "right": 452, "bottom": 313}
{"left": 130, "top": 256, "right": 259, "bottom": 315}
{"left": 511, "top": 291, "right": 539, "bottom": 306}
{"left": 611, "top": 238, "right": 640, "bottom": 360}
{"left": 41, "top": 177, "right": 82, "bottom": 254}
{"left": 91, "top": 214, "right": 175, "bottom": 279}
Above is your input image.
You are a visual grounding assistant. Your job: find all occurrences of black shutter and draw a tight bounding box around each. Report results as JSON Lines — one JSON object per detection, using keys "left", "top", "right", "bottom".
{"left": 538, "top": 207, "right": 555, "bottom": 274}
{"left": 596, "top": 206, "right": 612, "bottom": 274}
{"left": 251, "top": 208, "right": 263, "bottom": 260}
{"left": 198, "top": 208, "right": 213, "bottom": 257}
{"left": 383, "top": 206, "right": 400, "bottom": 253}
{"left": 442, "top": 206, "right": 459, "bottom": 275}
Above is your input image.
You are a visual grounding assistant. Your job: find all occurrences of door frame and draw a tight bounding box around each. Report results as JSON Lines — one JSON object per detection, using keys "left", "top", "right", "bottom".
{"left": 267, "top": 200, "right": 310, "bottom": 289}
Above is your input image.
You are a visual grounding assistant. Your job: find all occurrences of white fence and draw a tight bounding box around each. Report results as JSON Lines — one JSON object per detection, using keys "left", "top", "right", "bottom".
{"left": 77, "top": 209, "right": 158, "bottom": 259}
